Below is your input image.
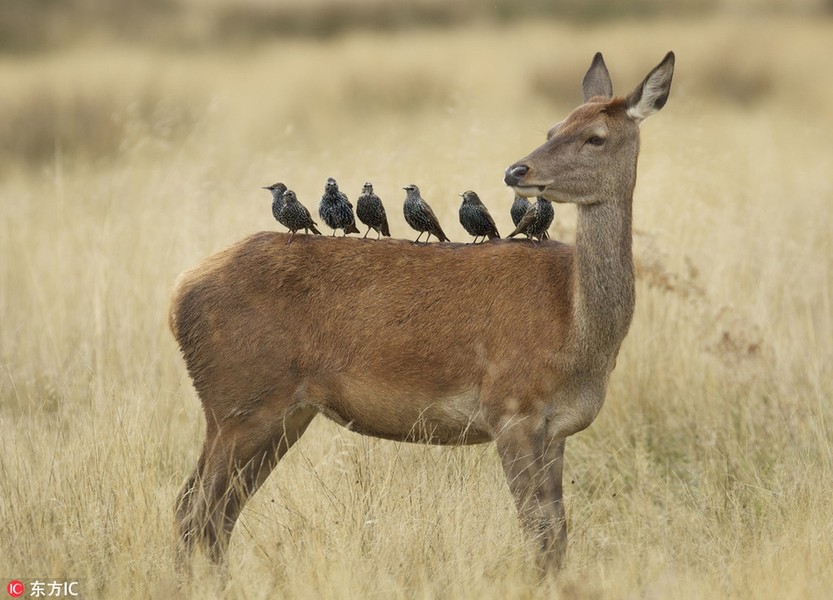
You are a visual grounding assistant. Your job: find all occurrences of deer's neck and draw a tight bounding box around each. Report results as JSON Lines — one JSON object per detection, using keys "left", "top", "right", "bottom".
{"left": 572, "top": 193, "right": 635, "bottom": 362}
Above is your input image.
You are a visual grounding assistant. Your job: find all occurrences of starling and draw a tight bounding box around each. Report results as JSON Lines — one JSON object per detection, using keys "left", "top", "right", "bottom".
{"left": 403, "top": 184, "right": 450, "bottom": 243}
{"left": 264, "top": 182, "right": 288, "bottom": 226}
{"left": 458, "top": 190, "right": 500, "bottom": 243}
{"left": 508, "top": 197, "right": 554, "bottom": 242}
{"left": 356, "top": 182, "right": 391, "bottom": 239}
{"left": 510, "top": 194, "right": 531, "bottom": 228}
{"left": 278, "top": 189, "right": 322, "bottom": 244}
{"left": 319, "top": 177, "right": 360, "bottom": 236}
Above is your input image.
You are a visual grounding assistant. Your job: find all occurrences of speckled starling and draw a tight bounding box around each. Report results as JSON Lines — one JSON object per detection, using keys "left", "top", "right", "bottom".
{"left": 356, "top": 182, "right": 391, "bottom": 239}
{"left": 508, "top": 197, "right": 554, "bottom": 242}
{"left": 458, "top": 190, "right": 500, "bottom": 243}
{"left": 403, "top": 184, "right": 450, "bottom": 243}
{"left": 319, "top": 177, "right": 360, "bottom": 236}
{"left": 510, "top": 194, "right": 531, "bottom": 228}
{"left": 278, "top": 189, "right": 322, "bottom": 244}
{"left": 264, "top": 182, "right": 288, "bottom": 226}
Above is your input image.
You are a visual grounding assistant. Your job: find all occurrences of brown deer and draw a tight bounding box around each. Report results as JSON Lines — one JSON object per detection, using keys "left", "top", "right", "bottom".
{"left": 170, "top": 51, "right": 675, "bottom": 572}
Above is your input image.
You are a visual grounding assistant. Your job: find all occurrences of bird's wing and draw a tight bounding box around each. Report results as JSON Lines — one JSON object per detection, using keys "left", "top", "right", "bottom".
{"left": 481, "top": 205, "right": 498, "bottom": 229}
{"left": 509, "top": 204, "right": 537, "bottom": 236}
{"left": 302, "top": 204, "right": 317, "bottom": 225}
{"left": 422, "top": 200, "right": 440, "bottom": 224}
{"left": 423, "top": 201, "right": 449, "bottom": 240}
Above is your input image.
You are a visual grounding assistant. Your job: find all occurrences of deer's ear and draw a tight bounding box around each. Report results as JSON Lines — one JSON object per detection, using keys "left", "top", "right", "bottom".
{"left": 626, "top": 51, "right": 675, "bottom": 123}
{"left": 582, "top": 52, "right": 613, "bottom": 102}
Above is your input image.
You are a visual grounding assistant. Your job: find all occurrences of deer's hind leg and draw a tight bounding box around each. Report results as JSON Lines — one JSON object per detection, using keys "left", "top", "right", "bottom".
{"left": 176, "top": 401, "right": 317, "bottom": 566}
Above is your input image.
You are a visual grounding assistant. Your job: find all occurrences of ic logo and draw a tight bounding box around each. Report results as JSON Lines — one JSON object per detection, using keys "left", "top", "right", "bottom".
{"left": 6, "top": 580, "right": 24, "bottom": 598}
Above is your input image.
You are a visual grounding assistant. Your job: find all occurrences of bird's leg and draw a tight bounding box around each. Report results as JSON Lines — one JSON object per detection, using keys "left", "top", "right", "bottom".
{"left": 363, "top": 227, "right": 370, "bottom": 239}
{"left": 413, "top": 231, "right": 424, "bottom": 244}
{"left": 376, "top": 230, "right": 381, "bottom": 240}
{"left": 286, "top": 231, "right": 296, "bottom": 245}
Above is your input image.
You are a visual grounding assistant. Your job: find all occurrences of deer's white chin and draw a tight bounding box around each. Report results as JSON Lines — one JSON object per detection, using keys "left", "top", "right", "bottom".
{"left": 513, "top": 186, "right": 571, "bottom": 204}
{"left": 511, "top": 185, "right": 548, "bottom": 198}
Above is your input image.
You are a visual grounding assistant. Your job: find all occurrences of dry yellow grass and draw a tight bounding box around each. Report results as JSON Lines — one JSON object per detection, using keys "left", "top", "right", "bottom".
{"left": 1, "top": 15, "right": 832, "bottom": 599}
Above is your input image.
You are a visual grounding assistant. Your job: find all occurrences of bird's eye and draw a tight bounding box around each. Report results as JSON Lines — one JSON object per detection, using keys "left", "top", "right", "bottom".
{"left": 587, "top": 135, "right": 605, "bottom": 146}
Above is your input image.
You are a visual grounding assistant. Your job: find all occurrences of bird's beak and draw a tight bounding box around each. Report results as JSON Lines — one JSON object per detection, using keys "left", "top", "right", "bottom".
{"left": 262, "top": 186, "right": 270, "bottom": 190}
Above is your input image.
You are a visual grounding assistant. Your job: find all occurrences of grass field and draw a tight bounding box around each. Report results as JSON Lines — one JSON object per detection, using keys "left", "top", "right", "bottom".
{"left": 1, "top": 12, "right": 832, "bottom": 599}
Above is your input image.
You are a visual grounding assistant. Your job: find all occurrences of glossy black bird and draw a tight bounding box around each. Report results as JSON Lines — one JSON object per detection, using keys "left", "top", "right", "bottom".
{"left": 356, "top": 182, "right": 391, "bottom": 239}
{"left": 402, "top": 184, "right": 450, "bottom": 243}
{"left": 264, "top": 182, "right": 288, "bottom": 226}
{"left": 510, "top": 194, "right": 531, "bottom": 228}
{"left": 508, "top": 196, "right": 554, "bottom": 242}
{"left": 458, "top": 190, "right": 500, "bottom": 243}
{"left": 278, "top": 189, "right": 321, "bottom": 244}
{"left": 319, "top": 177, "right": 360, "bottom": 236}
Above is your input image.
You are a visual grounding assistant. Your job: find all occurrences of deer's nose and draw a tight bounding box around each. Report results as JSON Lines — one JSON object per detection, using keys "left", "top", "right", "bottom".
{"left": 504, "top": 164, "right": 529, "bottom": 186}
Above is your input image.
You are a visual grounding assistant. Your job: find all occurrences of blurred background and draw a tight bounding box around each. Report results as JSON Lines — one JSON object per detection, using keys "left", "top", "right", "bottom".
{"left": 2, "top": 0, "right": 832, "bottom": 50}
{"left": 1, "top": 1, "right": 832, "bottom": 598}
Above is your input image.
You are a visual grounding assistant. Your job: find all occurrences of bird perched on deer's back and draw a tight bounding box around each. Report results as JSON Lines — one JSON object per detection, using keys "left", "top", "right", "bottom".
{"left": 508, "top": 196, "right": 554, "bottom": 242}
{"left": 356, "top": 182, "right": 390, "bottom": 239}
{"left": 459, "top": 190, "right": 500, "bottom": 243}
{"left": 403, "top": 184, "right": 450, "bottom": 243}
{"left": 264, "top": 182, "right": 288, "bottom": 225}
{"left": 510, "top": 194, "right": 531, "bottom": 228}
{"left": 319, "top": 177, "right": 360, "bottom": 236}
{"left": 278, "top": 189, "right": 321, "bottom": 245}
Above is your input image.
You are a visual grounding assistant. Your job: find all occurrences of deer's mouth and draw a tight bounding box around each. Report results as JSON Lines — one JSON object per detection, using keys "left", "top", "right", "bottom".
{"left": 510, "top": 184, "right": 548, "bottom": 197}
{"left": 512, "top": 185, "right": 571, "bottom": 204}
{"left": 511, "top": 184, "right": 552, "bottom": 198}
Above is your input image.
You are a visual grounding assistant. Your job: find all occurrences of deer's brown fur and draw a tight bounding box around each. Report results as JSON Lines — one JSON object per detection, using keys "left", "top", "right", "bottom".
{"left": 171, "top": 51, "right": 675, "bottom": 572}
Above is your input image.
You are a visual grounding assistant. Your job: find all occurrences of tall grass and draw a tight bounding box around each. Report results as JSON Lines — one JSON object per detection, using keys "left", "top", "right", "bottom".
{"left": 1, "top": 16, "right": 832, "bottom": 599}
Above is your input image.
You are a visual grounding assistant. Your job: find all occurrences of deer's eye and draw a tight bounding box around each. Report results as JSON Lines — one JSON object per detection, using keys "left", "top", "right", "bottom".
{"left": 587, "top": 135, "right": 606, "bottom": 146}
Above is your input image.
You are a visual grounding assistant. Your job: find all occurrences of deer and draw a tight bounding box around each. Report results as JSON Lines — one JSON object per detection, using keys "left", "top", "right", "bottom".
{"left": 169, "top": 51, "right": 675, "bottom": 573}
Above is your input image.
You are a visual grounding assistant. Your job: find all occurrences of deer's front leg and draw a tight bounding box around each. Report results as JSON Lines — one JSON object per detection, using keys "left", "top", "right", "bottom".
{"left": 492, "top": 417, "right": 565, "bottom": 573}
{"left": 542, "top": 436, "right": 567, "bottom": 571}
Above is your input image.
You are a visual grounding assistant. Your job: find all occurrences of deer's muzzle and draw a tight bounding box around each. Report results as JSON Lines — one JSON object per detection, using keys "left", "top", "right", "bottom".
{"left": 504, "top": 164, "right": 529, "bottom": 187}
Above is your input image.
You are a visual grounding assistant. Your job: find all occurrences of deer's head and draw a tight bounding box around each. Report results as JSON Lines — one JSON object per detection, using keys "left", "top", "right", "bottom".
{"left": 505, "top": 52, "right": 675, "bottom": 205}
